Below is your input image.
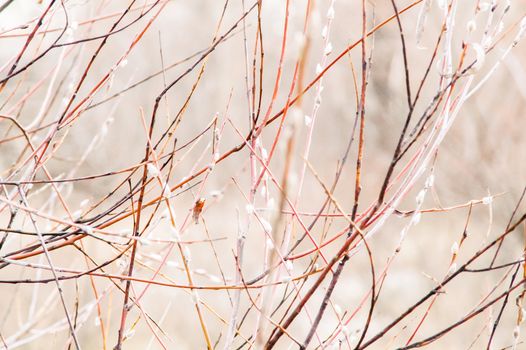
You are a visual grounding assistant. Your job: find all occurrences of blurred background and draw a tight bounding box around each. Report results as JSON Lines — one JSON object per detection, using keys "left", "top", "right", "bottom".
{"left": 0, "top": 0, "right": 525, "bottom": 349}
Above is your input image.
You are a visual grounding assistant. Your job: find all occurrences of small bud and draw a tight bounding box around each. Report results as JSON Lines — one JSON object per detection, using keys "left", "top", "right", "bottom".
{"left": 147, "top": 163, "right": 160, "bottom": 177}
{"left": 261, "top": 147, "right": 268, "bottom": 160}
{"left": 425, "top": 174, "right": 435, "bottom": 188}
{"left": 124, "top": 329, "right": 135, "bottom": 340}
{"left": 160, "top": 209, "right": 170, "bottom": 219}
{"left": 210, "top": 190, "right": 223, "bottom": 199}
{"left": 411, "top": 212, "right": 421, "bottom": 225}
{"left": 315, "top": 93, "right": 322, "bottom": 106}
{"left": 281, "top": 275, "right": 292, "bottom": 283}
{"left": 117, "top": 258, "right": 128, "bottom": 270}
{"left": 118, "top": 229, "right": 132, "bottom": 237}
{"left": 342, "top": 326, "right": 351, "bottom": 337}
{"left": 209, "top": 275, "right": 221, "bottom": 283}
{"left": 324, "top": 42, "right": 333, "bottom": 56}
{"left": 451, "top": 241, "right": 459, "bottom": 255}
{"left": 416, "top": 189, "right": 426, "bottom": 205}
{"left": 183, "top": 247, "right": 192, "bottom": 263}
{"left": 167, "top": 260, "right": 179, "bottom": 267}
{"left": 334, "top": 304, "right": 342, "bottom": 315}
{"left": 139, "top": 238, "right": 151, "bottom": 246}
{"left": 466, "top": 20, "right": 476, "bottom": 33}
{"left": 162, "top": 185, "right": 172, "bottom": 198}
{"left": 327, "top": 5, "right": 335, "bottom": 19}
{"left": 513, "top": 325, "right": 520, "bottom": 339}
{"left": 471, "top": 43, "right": 486, "bottom": 71}
{"left": 497, "top": 22, "right": 504, "bottom": 34}
{"left": 482, "top": 196, "right": 493, "bottom": 205}
{"left": 150, "top": 253, "right": 161, "bottom": 260}
{"left": 321, "top": 25, "right": 328, "bottom": 39}
{"left": 478, "top": 2, "right": 490, "bottom": 12}
{"left": 80, "top": 225, "right": 93, "bottom": 235}
{"left": 290, "top": 107, "right": 302, "bottom": 124}
{"left": 261, "top": 219, "right": 273, "bottom": 233}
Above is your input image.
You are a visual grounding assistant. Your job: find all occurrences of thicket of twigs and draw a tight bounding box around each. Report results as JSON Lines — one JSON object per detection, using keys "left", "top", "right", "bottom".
{"left": 0, "top": 0, "right": 525, "bottom": 349}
